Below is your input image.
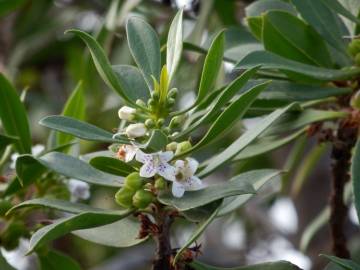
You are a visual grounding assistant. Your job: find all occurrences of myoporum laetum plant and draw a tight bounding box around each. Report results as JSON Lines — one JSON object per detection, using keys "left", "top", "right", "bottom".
{"left": 5, "top": 8, "right": 326, "bottom": 270}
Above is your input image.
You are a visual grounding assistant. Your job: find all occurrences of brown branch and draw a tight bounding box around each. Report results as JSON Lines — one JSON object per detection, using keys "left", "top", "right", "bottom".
{"left": 329, "top": 117, "right": 358, "bottom": 258}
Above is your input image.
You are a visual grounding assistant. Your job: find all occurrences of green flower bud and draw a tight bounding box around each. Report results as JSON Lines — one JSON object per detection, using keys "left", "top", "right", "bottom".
{"left": 145, "top": 119, "right": 155, "bottom": 128}
{"left": 115, "top": 187, "right": 135, "bottom": 208}
{"left": 151, "top": 91, "right": 160, "bottom": 100}
{"left": 175, "top": 141, "right": 192, "bottom": 155}
{"left": 162, "top": 127, "right": 171, "bottom": 134}
{"left": 154, "top": 177, "right": 166, "bottom": 190}
{"left": 124, "top": 172, "right": 144, "bottom": 191}
{"left": 0, "top": 200, "right": 13, "bottom": 217}
{"left": 157, "top": 118, "right": 165, "bottom": 126}
{"left": 132, "top": 190, "right": 154, "bottom": 209}
{"left": 147, "top": 98, "right": 156, "bottom": 107}
{"left": 136, "top": 99, "right": 147, "bottom": 107}
{"left": 169, "top": 116, "right": 183, "bottom": 128}
{"left": 166, "top": 142, "right": 178, "bottom": 151}
{"left": 348, "top": 39, "right": 360, "bottom": 57}
{"left": 168, "top": 88, "right": 178, "bottom": 98}
{"left": 351, "top": 90, "right": 360, "bottom": 109}
{"left": 167, "top": 97, "right": 175, "bottom": 107}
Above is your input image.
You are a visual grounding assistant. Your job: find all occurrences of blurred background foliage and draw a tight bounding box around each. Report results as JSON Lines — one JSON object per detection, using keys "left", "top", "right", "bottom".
{"left": 1, "top": 0, "right": 359, "bottom": 269}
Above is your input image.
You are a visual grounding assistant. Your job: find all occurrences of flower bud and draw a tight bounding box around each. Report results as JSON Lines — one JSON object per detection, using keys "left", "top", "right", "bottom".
{"left": 348, "top": 39, "right": 360, "bottom": 57}
{"left": 136, "top": 99, "right": 147, "bottom": 107}
{"left": 151, "top": 91, "right": 160, "bottom": 100}
{"left": 157, "top": 118, "right": 165, "bottom": 126}
{"left": 145, "top": 119, "right": 155, "bottom": 128}
{"left": 169, "top": 116, "right": 183, "bottom": 128}
{"left": 166, "top": 142, "right": 178, "bottom": 151}
{"left": 175, "top": 141, "right": 192, "bottom": 155}
{"left": 351, "top": 90, "right": 360, "bottom": 109}
{"left": 118, "top": 106, "right": 136, "bottom": 121}
{"left": 124, "top": 172, "right": 144, "bottom": 191}
{"left": 115, "top": 187, "right": 135, "bottom": 208}
{"left": 162, "top": 127, "right": 171, "bottom": 134}
{"left": 132, "top": 190, "right": 154, "bottom": 209}
{"left": 167, "top": 97, "right": 175, "bottom": 107}
{"left": 147, "top": 98, "right": 156, "bottom": 107}
{"left": 154, "top": 177, "right": 166, "bottom": 190}
{"left": 168, "top": 88, "right": 178, "bottom": 98}
{"left": 125, "top": 123, "right": 147, "bottom": 138}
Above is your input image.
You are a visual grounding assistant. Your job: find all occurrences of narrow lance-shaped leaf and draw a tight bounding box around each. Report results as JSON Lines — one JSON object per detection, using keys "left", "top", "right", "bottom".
{"left": 38, "top": 250, "right": 81, "bottom": 270}
{"left": 40, "top": 115, "right": 129, "bottom": 144}
{"left": 352, "top": 139, "right": 360, "bottom": 224}
{"left": 236, "top": 51, "right": 360, "bottom": 81}
{"left": 28, "top": 210, "right": 132, "bottom": 253}
{"left": 0, "top": 74, "right": 31, "bottom": 154}
{"left": 199, "top": 103, "right": 297, "bottom": 177}
{"left": 321, "top": 0, "right": 360, "bottom": 24}
{"left": 66, "top": 29, "right": 136, "bottom": 105}
{"left": 0, "top": 134, "right": 18, "bottom": 153}
{"left": 196, "top": 31, "right": 225, "bottom": 104}
{"left": 38, "top": 152, "right": 123, "bottom": 187}
{"left": 245, "top": 0, "right": 297, "bottom": 17}
{"left": 167, "top": 9, "right": 183, "bottom": 84}
{"left": 89, "top": 156, "right": 135, "bottom": 177}
{"left": 126, "top": 17, "right": 161, "bottom": 88}
{"left": 321, "top": 254, "right": 360, "bottom": 270}
{"left": 57, "top": 81, "right": 86, "bottom": 146}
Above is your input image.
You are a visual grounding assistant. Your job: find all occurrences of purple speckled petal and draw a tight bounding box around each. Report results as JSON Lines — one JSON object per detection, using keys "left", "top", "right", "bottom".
{"left": 139, "top": 162, "right": 156, "bottom": 178}
{"left": 172, "top": 181, "right": 185, "bottom": 198}
{"left": 157, "top": 162, "right": 176, "bottom": 181}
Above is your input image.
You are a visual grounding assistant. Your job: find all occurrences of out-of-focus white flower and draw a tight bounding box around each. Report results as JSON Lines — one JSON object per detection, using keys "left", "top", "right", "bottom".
{"left": 67, "top": 179, "right": 90, "bottom": 202}
{"left": 118, "top": 106, "right": 136, "bottom": 121}
{"left": 10, "top": 144, "right": 45, "bottom": 169}
{"left": 171, "top": 158, "right": 203, "bottom": 197}
{"left": 349, "top": 204, "right": 359, "bottom": 225}
{"left": 117, "top": 144, "right": 138, "bottom": 163}
{"left": 268, "top": 197, "right": 298, "bottom": 234}
{"left": 125, "top": 123, "right": 147, "bottom": 138}
{"left": 1, "top": 238, "right": 38, "bottom": 270}
{"left": 136, "top": 150, "right": 176, "bottom": 181}
{"left": 222, "top": 220, "right": 246, "bottom": 250}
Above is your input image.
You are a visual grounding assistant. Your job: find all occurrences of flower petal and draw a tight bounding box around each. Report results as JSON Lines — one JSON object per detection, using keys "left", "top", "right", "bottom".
{"left": 157, "top": 162, "right": 176, "bottom": 181}
{"left": 172, "top": 181, "right": 185, "bottom": 198}
{"left": 186, "top": 157, "right": 199, "bottom": 174}
{"left": 139, "top": 163, "right": 156, "bottom": 178}
{"left": 125, "top": 145, "right": 137, "bottom": 162}
{"left": 136, "top": 150, "right": 152, "bottom": 164}
{"left": 184, "top": 176, "right": 203, "bottom": 191}
{"left": 159, "top": 151, "right": 174, "bottom": 162}
{"left": 175, "top": 159, "right": 185, "bottom": 171}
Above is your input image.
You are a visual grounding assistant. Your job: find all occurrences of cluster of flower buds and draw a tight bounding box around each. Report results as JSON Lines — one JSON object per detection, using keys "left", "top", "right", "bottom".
{"left": 115, "top": 172, "right": 155, "bottom": 209}
{"left": 348, "top": 39, "right": 360, "bottom": 66}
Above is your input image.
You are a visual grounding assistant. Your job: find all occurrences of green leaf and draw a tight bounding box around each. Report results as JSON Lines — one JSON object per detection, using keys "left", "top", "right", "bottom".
{"left": 126, "top": 17, "right": 161, "bottom": 88}
{"left": 176, "top": 67, "right": 260, "bottom": 139}
{"left": 199, "top": 103, "right": 296, "bottom": 177}
{"left": 236, "top": 51, "right": 360, "bottom": 81}
{"left": 8, "top": 198, "right": 108, "bottom": 215}
{"left": 40, "top": 116, "right": 129, "bottom": 144}
{"left": 189, "top": 260, "right": 300, "bottom": 270}
{"left": 158, "top": 177, "right": 255, "bottom": 211}
{"left": 242, "top": 80, "right": 351, "bottom": 101}
{"left": 245, "top": 0, "right": 297, "bottom": 17}
{"left": 0, "top": 252, "right": 16, "bottom": 270}
{"left": 247, "top": 16, "right": 263, "bottom": 41}
{"left": 174, "top": 206, "right": 220, "bottom": 264}
{"left": 57, "top": 81, "right": 86, "bottom": 146}
{"left": 188, "top": 81, "right": 270, "bottom": 153}
{"left": 73, "top": 218, "right": 145, "bottom": 248}
{"left": 15, "top": 154, "right": 46, "bottom": 186}
{"left": 89, "top": 156, "right": 135, "bottom": 177}
{"left": 167, "top": 9, "right": 183, "bottom": 84}
{"left": 38, "top": 152, "right": 123, "bottom": 187}
{"left": 217, "top": 169, "right": 282, "bottom": 217}
{"left": 66, "top": 29, "right": 135, "bottom": 105}
{"left": 112, "top": 65, "right": 150, "bottom": 102}
{"left": 291, "top": 0, "right": 349, "bottom": 56}
{"left": 139, "top": 129, "right": 168, "bottom": 152}
{"left": 351, "top": 139, "right": 360, "bottom": 224}
{"left": 38, "top": 250, "right": 81, "bottom": 270}
{"left": 28, "top": 210, "right": 132, "bottom": 253}
{"left": 0, "top": 73, "right": 31, "bottom": 154}
{"left": 196, "top": 31, "right": 225, "bottom": 103}
{"left": 0, "top": 134, "right": 18, "bottom": 153}
{"left": 321, "top": 255, "right": 360, "bottom": 270}
{"left": 262, "top": 10, "right": 332, "bottom": 67}
{"left": 232, "top": 128, "right": 306, "bottom": 161}
{"left": 321, "top": 0, "right": 360, "bottom": 24}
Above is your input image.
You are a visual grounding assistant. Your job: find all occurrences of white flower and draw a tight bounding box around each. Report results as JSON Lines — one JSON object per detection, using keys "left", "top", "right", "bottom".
{"left": 136, "top": 150, "right": 176, "bottom": 181}
{"left": 172, "top": 157, "right": 203, "bottom": 198}
{"left": 125, "top": 123, "right": 147, "bottom": 138}
{"left": 118, "top": 106, "right": 136, "bottom": 121}
{"left": 117, "top": 144, "right": 138, "bottom": 162}
{"left": 67, "top": 179, "right": 90, "bottom": 202}
{"left": 10, "top": 144, "right": 45, "bottom": 169}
